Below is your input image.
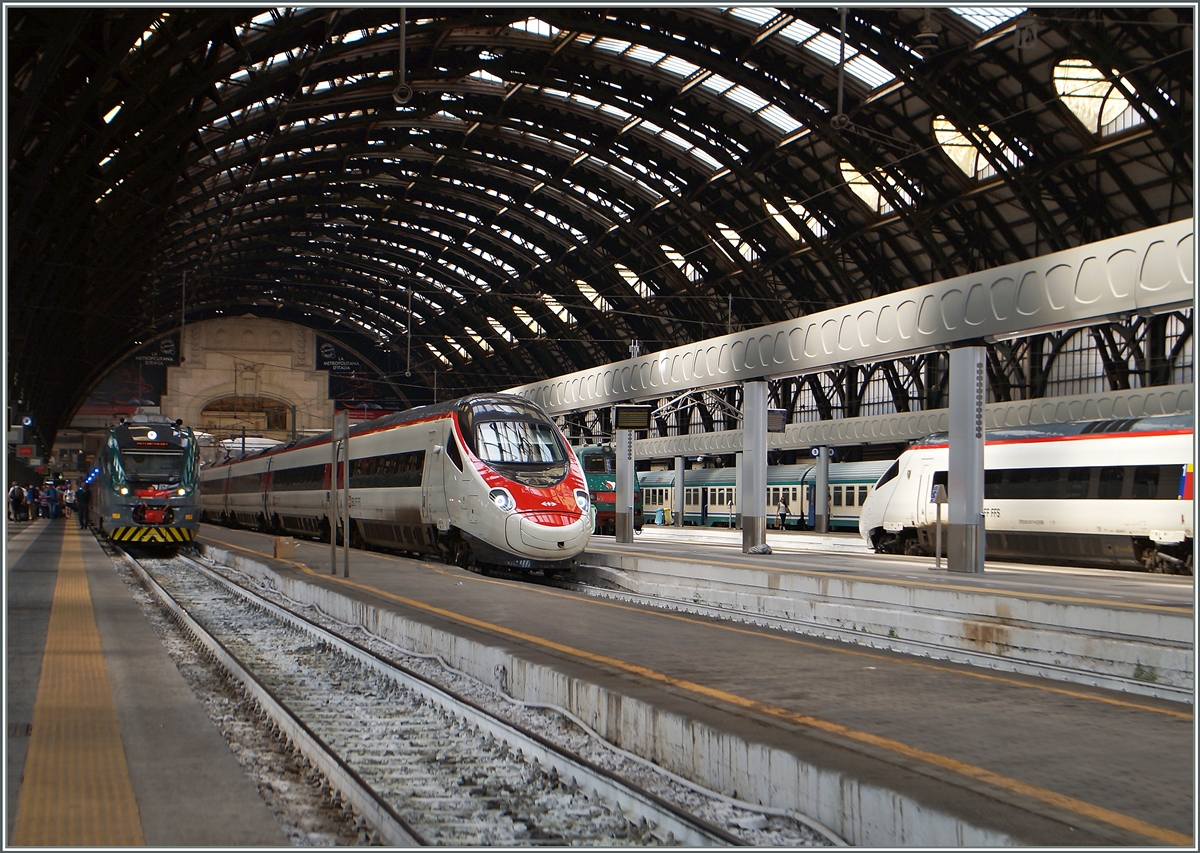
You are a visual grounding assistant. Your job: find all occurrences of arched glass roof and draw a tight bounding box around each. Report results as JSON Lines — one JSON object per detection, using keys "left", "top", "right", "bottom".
{"left": 7, "top": 7, "right": 1192, "bottom": 442}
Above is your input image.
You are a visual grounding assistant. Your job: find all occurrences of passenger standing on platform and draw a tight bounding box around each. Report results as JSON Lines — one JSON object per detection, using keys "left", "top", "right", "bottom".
{"left": 76, "top": 485, "right": 90, "bottom": 528}
{"left": 26, "top": 485, "right": 38, "bottom": 518}
{"left": 40, "top": 486, "right": 53, "bottom": 520}
{"left": 9, "top": 482, "right": 25, "bottom": 522}
{"left": 64, "top": 484, "right": 75, "bottom": 518}
{"left": 777, "top": 497, "right": 789, "bottom": 531}
{"left": 55, "top": 485, "right": 66, "bottom": 520}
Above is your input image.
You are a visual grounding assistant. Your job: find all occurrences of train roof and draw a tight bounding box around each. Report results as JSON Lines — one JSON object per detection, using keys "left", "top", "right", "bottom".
{"left": 911, "top": 412, "right": 1193, "bottom": 447}
{"left": 204, "top": 393, "right": 553, "bottom": 467}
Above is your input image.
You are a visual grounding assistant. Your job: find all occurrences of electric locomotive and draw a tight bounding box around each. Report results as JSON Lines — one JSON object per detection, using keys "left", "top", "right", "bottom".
{"left": 859, "top": 413, "right": 1194, "bottom": 573}
{"left": 201, "top": 394, "right": 591, "bottom": 572}
{"left": 90, "top": 415, "right": 201, "bottom": 545}
{"left": 572, "top": 443, "right": 643, "bottom": 535}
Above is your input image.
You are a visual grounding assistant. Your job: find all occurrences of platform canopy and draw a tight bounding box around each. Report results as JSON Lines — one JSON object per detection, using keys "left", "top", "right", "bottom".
{"left": 7, "top": 7, "right": 1192, "bottom": 445}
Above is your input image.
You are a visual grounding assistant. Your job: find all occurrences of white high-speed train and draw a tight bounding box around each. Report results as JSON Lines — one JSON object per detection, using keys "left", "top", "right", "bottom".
{"left": 201, "top": 394, "right": 592, "bottom": 572}
{"left": 859, "top": 413, "right": 1193, "bottom": 574}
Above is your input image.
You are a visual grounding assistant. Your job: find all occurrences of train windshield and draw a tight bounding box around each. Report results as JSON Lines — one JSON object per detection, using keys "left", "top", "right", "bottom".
{"left": 475, "top": 421, "right": 566, "bottom": 465}
{"left": 582, "top": 455, "right": 612, "bottom": 474}
{"left": 118, "top": 451, "right": 185, "bottom": 483}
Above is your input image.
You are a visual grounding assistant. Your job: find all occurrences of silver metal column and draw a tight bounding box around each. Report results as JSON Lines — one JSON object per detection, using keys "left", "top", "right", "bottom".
{"left": 815, "top": 446, "right": 830, "bottom": 533}
{"left": 615, "top": 427, "right": 635, "bottom": 543}
{"left": 741, "top": 381, "right": 767, "bottom": 552}
{"left": 948, "top": 345, "right": 986, "bottom": 573}
{"left": 673, "top": 455, "right": 685, "bottom": 527}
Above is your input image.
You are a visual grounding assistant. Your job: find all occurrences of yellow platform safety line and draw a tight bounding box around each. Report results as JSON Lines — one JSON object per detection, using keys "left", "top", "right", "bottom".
{"left": 110, "top": 526, "right": 194, "bottom": 543}
{"left": 12, "top": 527, "right": 145, "bottom": 846}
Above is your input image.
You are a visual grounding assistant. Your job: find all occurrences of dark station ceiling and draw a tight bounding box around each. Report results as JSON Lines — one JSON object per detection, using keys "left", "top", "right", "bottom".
{"left": 7, "top": 6, "right": 1193, "bottom": 446}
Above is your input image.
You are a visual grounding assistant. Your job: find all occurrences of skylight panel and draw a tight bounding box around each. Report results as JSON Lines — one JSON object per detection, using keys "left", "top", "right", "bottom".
{"left": 541, "top": 295, "right": 577, "bottom": 325}
{"left": 724, "top": 85, "right": 769, "bottom": 112}
{"left": 511, "top": 17, "right": 559, "bottom": 38}
{"left": 729, "top": 6, "right": 780, "bottom": 26}
{"left": 513, "top": 307, "right": 544, "bottom": 335}
{"left": 933, "top": 116, "right": 1020, "bottom": 179}
{"left": 659, "top": 56, "right": 700, "bottom": 77}
{"left": 1053, "top": 59, "right": 1144, "bottom": 136}
{"left": 662, "top": 245, "right": 703, "bottom": 283}
{"left": 594, "top": 37, "right": 632, "bottom": 54}
{"left": 444, "top": 336, "right": 470, "bottom": 359}
{"left": 470, "top": 68, "right": 504, "bottom": 85}
{"left": 462, "top": 326, "right": 493, "bottom": 353}
{"left": 628, "top": 45, "right": 666, "bottom": 65}
{"left": 840, "top": 161, "right": 915, "bottom": 214}
{"left": 950, "top": 7, "right": 1025, "bottom": 31}
{"left": 427, "top": 343, "right": 453, "bottom": 367}
{"left": 577, "top": 281, "right": 612, "bottom": 312}
{"left": 765, "top": 198, "right": 827, "bottom": 241}
{"left": 615, "top": 263, "right": 654, "bottom": 298}
{"left": 488, "top": 316, "right": 516, "bottom": 343}
{"left": 779, "top": 19, "right": 819, "bottom": 44}
{"left": 699, "top": 74, "right": 736, "bottom": 95}
{"left": 103, "top": 104, "right": 122, "bottom": 124}
{"left": 845, "top": 55, "right": 894, "bottom": 89}
{"left": 806, "top": 32, "right": 855, "bottom": 64}
{"left": 717, "top": 224, "right": 758, "bottom": 263}
{"left": 600, "top": 103, "right": 633, "bottom": 122}
{"left": 570, "top": 93, "right": 602, "bottom": 110}
{"left": 758, "top": 105, "right": 803, "bottom": 134}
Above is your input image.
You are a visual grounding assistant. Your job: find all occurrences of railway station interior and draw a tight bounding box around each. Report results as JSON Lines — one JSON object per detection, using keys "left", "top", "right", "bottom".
{"left": 5, "top": 6, "right": 1195, "bottom": 848}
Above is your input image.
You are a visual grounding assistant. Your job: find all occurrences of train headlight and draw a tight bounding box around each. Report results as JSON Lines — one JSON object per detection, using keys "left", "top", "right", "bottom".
{"left": 488, "top": 488, "right": 516, "bottom": 512}
{"left": 574, "top": 489, "right": 590, "bottom": 512}
{"left": 176, "top": 487, "right": 188, "bottom": 496}
{"left": 119, "top": 487, "right": 129, "bottom": 495}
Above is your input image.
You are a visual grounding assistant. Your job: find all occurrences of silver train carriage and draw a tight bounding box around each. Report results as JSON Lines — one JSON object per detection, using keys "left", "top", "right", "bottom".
{"left": 638, "top": 460, "right": 893, "bottom": 530}
{"left": 859, "top": 413, "right": 1194, "bottom": 574}
{"left": 89, "top": 417, "right": 202, "bottom": 545}
{"left": 200, "top": 394, "right": 592, "bottom": 572}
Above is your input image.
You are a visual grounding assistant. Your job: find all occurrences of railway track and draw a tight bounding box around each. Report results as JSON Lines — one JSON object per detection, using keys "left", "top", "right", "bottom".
{"left": 119, "top": 548, "right": 745, "bottom": 846}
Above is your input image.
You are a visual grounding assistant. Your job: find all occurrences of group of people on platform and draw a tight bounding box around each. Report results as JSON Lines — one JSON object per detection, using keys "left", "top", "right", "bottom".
{"left": 8, "top": 480, "right": 89, "bottom": 528}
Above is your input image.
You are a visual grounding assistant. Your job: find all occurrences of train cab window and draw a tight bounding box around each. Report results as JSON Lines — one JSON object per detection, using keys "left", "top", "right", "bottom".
{"left": 1132, "top": 466, "right": 1160, "bottom": 499}
{"left": 583, "top": 456, "right": 607, "bottom": 473}
{"left": 1098, "top": 467, "right": 1125, "bottom": 499}
{"left": 446, "top": 437, "right": 463, "bottom": 471}
{"left": 876, "top": 461, "right": 900, "bottom": 488}
{"left": 858, "top": 486, "right": 869, "bottom": 505}
{"left": 1065, "top": 468, "right": 1091, "bottom": 499}
{"left": 833, "top": 486, "right": 842, "bottom": 506}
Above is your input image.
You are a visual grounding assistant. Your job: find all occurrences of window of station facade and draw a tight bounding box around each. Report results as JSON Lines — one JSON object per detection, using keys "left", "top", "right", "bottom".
{"left": 1054, "top": 59, "right": 1150, "bottom": 136}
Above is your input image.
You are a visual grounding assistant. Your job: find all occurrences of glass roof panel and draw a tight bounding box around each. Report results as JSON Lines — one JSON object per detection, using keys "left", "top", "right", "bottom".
{"left": 1053, "top": 59, "right": 1143, "bottom": 135}
{"left": 659, "top": 56, "right": 701, "bottom": 77}
{"left": 844, "top": 55, "right": 894, "bottom": 89}
{"left": 779, "top": 19, "right": 819, "bottom": 44}
{"left": 487, "top": 316, "right": 516, "bottom": 343}
{"left": 427, "top": 343, "right": 453, "bottom": 367}
{"left": 511, "top": 17, "right": 559, "bottom": 38}
{"left": 513, "top": 307, "right": 544, "bottom": 335}
{"left": 728, "top": 7, "right": 780, "bottom": 27}
{"left": 577, "top": 281, "right": 612, "bottom": 312}
{"left": 616, "top": 263, "right": 654, "bottom": 298}
{"left": 542, "top": 294, "right": 577, "bottom": 325}
{"left": 662, "top": 245, "right": 702, "bottom": 282}
{"left": 950, "top": 7, "right": 1025, "bottom": 31}
{"left": 806, "top": 31, "right": 855, "bottom": 64}
{"left": 725, "top": 85, "right": 769, "bottom": 113}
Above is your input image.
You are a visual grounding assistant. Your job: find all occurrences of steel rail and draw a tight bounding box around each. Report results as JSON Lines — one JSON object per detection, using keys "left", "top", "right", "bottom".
{"left": 124, "top": 547, "right": 745, "bottom": 846}
{"left": 116, "top": 548, "right": 427, "bottom": 846}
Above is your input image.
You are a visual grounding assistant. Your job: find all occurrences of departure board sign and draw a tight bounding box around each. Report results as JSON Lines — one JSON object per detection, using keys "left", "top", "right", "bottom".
{"left": 613, "top": 405, "right": 652, "bottom": 430}
{"left": 767, "top": 409, "right": 787, "bottom": 433}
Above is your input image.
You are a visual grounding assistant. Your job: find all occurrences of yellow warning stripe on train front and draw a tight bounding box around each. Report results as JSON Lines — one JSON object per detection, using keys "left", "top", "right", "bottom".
{"left": 110, "top": 526, "right": 195, "bottom": 543}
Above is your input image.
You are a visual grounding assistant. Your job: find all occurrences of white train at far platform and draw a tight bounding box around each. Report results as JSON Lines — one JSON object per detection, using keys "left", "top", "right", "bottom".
{"left": 858, "top": 413, "right": 1193, "bottom": 574}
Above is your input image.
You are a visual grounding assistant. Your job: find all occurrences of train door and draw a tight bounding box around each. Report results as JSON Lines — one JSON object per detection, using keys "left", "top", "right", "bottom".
{"left": 915, "top": 463, "right": 935, "bottom": 544}
{"left": 421, "top": 421, "right": 452, "bottom": 531}
{"left": 700, "top": 487, "right": 708, "bottom": 525}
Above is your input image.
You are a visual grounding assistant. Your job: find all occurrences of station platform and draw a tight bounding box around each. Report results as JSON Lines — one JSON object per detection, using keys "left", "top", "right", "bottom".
{"left": 5, "top": 518, "right": 287, "bottom": 846}
{"left": 195, "top": 523, "right": 1194, "bottom": 847}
